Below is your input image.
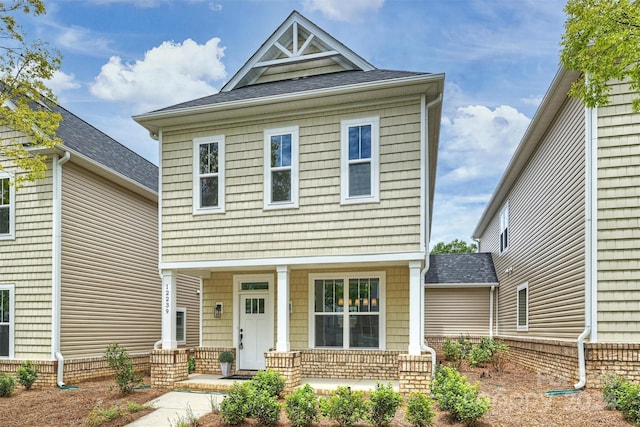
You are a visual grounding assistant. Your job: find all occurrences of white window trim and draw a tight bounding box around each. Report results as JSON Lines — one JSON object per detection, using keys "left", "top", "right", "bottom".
{"left": 192, "top": 135, "right": 225, "bottom": 215}
{"left": 0, "top": 284, "right": 15, "bottom": 358}
{"left": 517, "top": 282, "right": 528, "bottom": 331}
{"left": 340, "top": 116, "right": 380, "bottom": 205}
{"left": 499, "top": 202, "right": 509, "bottom": 254}
{"left": 308, "top": 271, "right": 386, "bottom": 350}
{"left": 176, "top": 307, "right": 186, "bottom": 345}
{"left": 0, "top": 171, "right": 15, "bottom": 241}
{"left": 264, "top": 126, "right": 299, "bottom": 209}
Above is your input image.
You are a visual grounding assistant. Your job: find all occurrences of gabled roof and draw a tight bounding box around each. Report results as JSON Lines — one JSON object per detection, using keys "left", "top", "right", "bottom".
{"left": 222, "top": 10, "right": 374, "bottom": 92}
{"left": 424, "top": 253, "right": 498, "bottom": 286}
{"left": 53, "top": 104, "right": 158, "bottom": 192}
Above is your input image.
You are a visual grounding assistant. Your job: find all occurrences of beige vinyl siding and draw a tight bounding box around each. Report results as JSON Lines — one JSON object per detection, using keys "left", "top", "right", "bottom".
{"left": 177, "top": 274, "right": 201, "bottom": 348}
{"left": 0, "top": 153, "right": 54, "bottom": 360}
{"left": 597, "top": 80, "right": 640, "bottom": 342}
{"left": 60, "top": 162, "right": 199, "bottom": 357}
{"left": 480, "top": 96, "right": 586, "bottom": 339}
{"left": 424, "top": 288, "right": 492, "bottom": 336}
{"left": 254, "top": 58, "right": 345, "bottom": 84}
{"left": 201, "top": 266, "right": 409, "bottom": 351}
{"left": 162, "top": 98, "right": 422, "bottom": 263}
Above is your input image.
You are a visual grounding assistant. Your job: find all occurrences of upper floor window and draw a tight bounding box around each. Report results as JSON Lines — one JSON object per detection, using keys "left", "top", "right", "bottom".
{"left": 500, "top": 202, "right": 509, "bottom": 254}
{"left": 341, "top": 117, "right": 379, "bottom": 204}
{"left": 264, "top": 126, "right": 299, "bottom": 209}
{"left": 0, "top": 172, "right": 15, "bottom": 240}
{"left": 193, "top": 135, "right": 225, "bottom": 214}
{"left": 517, "top": 282, "right": 528, "bottom": 331}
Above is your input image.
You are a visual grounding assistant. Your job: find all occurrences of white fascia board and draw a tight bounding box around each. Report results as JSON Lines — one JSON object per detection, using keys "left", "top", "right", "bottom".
{"left": 425, "top": 282, "right": 500, "bottom": 288}
{"left": 161, "top": 252, "right": 426, "bottom": 272}
{"left": 134, "top": 73, "right": 445, "bottom": 134}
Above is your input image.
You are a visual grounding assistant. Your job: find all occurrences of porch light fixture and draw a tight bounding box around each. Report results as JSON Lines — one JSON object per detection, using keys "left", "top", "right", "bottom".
{"left": 214, "top": 302, "right": 223, "bottom": 319}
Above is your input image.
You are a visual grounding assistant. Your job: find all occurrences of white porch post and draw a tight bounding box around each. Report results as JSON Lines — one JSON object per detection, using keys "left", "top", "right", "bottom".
{"left": 161, "top": 269, "right": 177, "bottom": 349}
{"left": 408, "top": 261, "right": 423, "bottom": 355}
{"left": 276, "top": 265, "right": 290, "bottom": 352}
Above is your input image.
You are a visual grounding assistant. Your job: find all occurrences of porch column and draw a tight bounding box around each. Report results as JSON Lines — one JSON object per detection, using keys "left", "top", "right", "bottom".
{"left": 408, "top": 261, "right": 422, "bottom": 355}
{"left": 276, "top": 265, "right": 290, "bottom": 352}
{"left": 161, "top": 269, "right": 177, "bottom": 349}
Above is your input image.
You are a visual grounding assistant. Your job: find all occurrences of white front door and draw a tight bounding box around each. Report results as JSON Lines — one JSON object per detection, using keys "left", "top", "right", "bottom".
{"left": 239, "top": 292, "right": 271, "bottom": 370}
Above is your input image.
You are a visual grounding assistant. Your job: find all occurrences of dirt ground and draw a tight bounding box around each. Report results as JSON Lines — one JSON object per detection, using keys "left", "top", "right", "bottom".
{"left": 0, "top": 362, "right": 631, "bottom": 426}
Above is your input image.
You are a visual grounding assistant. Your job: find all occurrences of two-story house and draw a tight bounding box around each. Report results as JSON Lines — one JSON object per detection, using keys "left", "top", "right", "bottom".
{"left": 473, "top": 68, "right": 640, "bottom": 387}
{"left": 0, "top": 99, "right": 200, "bottom": 387}
{"left": 134, "top": 11, "right": 444, "bottom": 391}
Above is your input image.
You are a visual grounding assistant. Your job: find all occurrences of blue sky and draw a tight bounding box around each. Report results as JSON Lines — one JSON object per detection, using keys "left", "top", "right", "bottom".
{"left": 24, "top": 0, "right": 567, "bottom": 246}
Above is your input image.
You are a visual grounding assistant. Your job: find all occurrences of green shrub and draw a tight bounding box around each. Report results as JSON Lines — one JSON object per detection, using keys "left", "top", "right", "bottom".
{"left": 366, "top": 382, "right": 402, "bottom": 426}
{"left": 442, "top": 338, "right": 463, "bottom": 365}
{"left": 187, "top": 356, "right": 196, "bottom": 374}
{"left": 16, "top": 360, "right": 39, "bottom": 390}
{"left": 468, "top": 338, "right": 509, "bottom": 369}
{"left": 220, "top": 381, "right": 253, "bottom": 425}
{"left": 320, "top": 385, "right": 368, "bottom": 427}
{"left": 218, "top": 351, "right": 234, "bottom": 363}
{"left": 285, "top": 384, "right": 319, "bottom": 427}
{"left": 432, "top": 366, "right": 491, "bottom": 426}
{"left": 0, "top": 372, "right": 16, "bottom": 397}
{"left": 405, "top": 392, "right": 435, "bottom": 427}
{"left": 602, "top": 373, "right": 627, "bottom": 410}
{"left": 454, "top": 393, "right": 491, "bottom": 426}
{"left": 249, "top": 389, "right": 281, "bottom": 426}
{"left": 602, "top": 374, "right": 640, "bottom": 424}
{"left": 251, "top": 368, "right": 285, "bottom": 398}
{"left": 105, "top": 343, "right": 142, "bottom": 395}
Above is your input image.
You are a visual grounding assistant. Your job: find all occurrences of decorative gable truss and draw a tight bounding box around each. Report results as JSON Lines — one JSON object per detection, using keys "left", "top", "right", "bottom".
{"left": 222, "top": 10, "right": 375, "bottom": 91}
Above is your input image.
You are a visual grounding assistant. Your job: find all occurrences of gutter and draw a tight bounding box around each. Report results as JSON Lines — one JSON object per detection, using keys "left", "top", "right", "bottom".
{"left": 52, "top": 150, "right": 70, "bottom": 387}
{"left": 575, "top": 102, "right": 598, "bottom": 390}
{"left": 420, "top": 93, "right": 442, "bottom": 376}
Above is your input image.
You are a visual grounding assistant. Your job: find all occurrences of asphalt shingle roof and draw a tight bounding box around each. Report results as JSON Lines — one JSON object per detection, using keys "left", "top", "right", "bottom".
{"left": 53, "top": 104, "right": 158, "bottom": 192}
{"left": 152, "top": 69, "right": 432, "bottom": 113}
{"left": 424, "top": 253, "right": 498, "bottom": 285}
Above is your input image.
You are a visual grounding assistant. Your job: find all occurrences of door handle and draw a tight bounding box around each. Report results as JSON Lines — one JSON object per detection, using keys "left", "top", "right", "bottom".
{"left": 239, "top": 328, "right": 244, "bottom": 350}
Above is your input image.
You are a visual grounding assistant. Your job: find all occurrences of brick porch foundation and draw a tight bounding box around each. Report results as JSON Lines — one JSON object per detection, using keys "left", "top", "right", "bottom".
{"left": 265, "top": 351, "right": 301, "bottom": 394}
{"left": 150, "top": 348, "right": 189, "bottom": 389}
{"left": 398, "top": 354, "right": 432, "bottom": 395}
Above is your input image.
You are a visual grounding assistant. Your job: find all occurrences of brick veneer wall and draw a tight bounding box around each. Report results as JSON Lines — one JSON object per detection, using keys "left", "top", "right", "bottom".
{"left": 398, "top": 354, "right": 432, "bottom": 395}
{"left": 299, "top": 349, "right": 402, "bottom": 380}
{"left": 150, "top": 349, "right": 188, "bottom": 389}
{"left": 191, "top": 347, "right": 236, "bottom": 375}
{"left": 265, "top": 351, "right": 301, "bottom": 394}
{"left": 586, "top": 343, "right": 640, "bottom": 387}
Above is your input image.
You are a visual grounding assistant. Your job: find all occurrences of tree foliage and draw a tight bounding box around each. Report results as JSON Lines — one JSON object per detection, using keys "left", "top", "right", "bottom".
{"left": 560, "top": 0, "right": 640, "bottom": 112}
{"left": 430, "top": 239, "right": 477, "bottom": 254}
{"left": 0, "top": 0, "right": 62, "bottom": 185}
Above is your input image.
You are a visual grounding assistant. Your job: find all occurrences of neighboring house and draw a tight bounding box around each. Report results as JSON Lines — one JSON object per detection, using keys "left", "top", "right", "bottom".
{"left": 0, "top": 101, "right": 200, "bottom": 386}
{"left": 472, "top": 68, "right": 640, "bottom": 387}
{"left": 134, "top": 11, "right": 444, "bottom": 391}
{"left": 424, "top": 253, "right": 498, "bottom": 339}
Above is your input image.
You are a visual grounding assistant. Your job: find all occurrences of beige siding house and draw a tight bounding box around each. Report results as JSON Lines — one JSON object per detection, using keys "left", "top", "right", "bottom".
{"left": 473, "top": 68, "right": 640, "bottom": 387}
{"left": 134, "top": 11, "right": 444, "bottom": 392}
{"left": 0, "top": 102, "right": 200, "bottom": 386}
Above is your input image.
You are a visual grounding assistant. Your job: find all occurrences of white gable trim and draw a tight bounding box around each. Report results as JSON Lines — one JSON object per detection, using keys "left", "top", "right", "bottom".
{"left": 222, "top": 10, "right": 375, "bottom": 92}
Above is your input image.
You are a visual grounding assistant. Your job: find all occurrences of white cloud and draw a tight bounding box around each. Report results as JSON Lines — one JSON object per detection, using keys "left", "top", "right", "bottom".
{"left": 90, "top": 37, "right": 226, "bottom": 112}
{"left": 209, "top": 2, "right": 223, "bottom": 12}
{"left": 521, "top": 95, "right": 543, "bottom": 106}
{"left": 47, "top": 70, "right": 81, "bottom": 95}
{"left": 439, "top": 104, "right": 530, "bottom": 183}
{"left": 302, "top": 0, "right": 384, "bottom": 21}
{"left": 56, "top": 26, "right": 114, "bottom": 57}
{"left": 430, "top": 193, "right": 493, "bottom": 246}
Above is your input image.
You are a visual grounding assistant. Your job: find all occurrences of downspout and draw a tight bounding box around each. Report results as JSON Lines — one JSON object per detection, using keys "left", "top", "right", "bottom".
{"left": 489, "top": 285, "right": 495, "bottom": 338}
{"left": 52, "top": 150, "right": 70, "bottom": 387}
{"left": 574, "top": 102, "right": 598, "bottom": 390}
{"left": 420, "top": 93, "right": 442, "bottom": 376}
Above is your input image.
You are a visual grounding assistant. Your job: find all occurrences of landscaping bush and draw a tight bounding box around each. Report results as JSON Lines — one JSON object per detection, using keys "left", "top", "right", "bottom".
{"left": 601, "top": 373, "right": 640, "bottom": 424}
{"left": 187, "top": 356, "right": 196, "bottom": 374}
{"left": 220, "top": 381, "right": 253, "bottom": 425}
{"left": 320, "top": 385, "right": 368, "bottom": 427}
{"left": 16, "top": 360, "right": 39, "bottom": 390}
{"left": 105, "top": 343, "right": 142, "bottom": 395}
{"left": 405, "top": 392, "right": 435, "bottom": 427}
{"left": 442, "top": 338, "right": 463, "bottom": 366}
{"left": 468, "top": 337, "right": 509, "bottom": 369}
{"left": 285, "top": 384, "right": 319, "bottom": 427}
{"left": 366, "top": 382, "right": 402, "bottom": 426}
{"left": 0, "top": 372, "right": 16, "bottom": 397}
{"left": 251, "top": 368, "right": 285, "bottom": 398}
{"left": 249, "top": 389, "right": 281, "bottom": 426}
{"left": 432, "top": 366, "right": 491, "bottom": 426}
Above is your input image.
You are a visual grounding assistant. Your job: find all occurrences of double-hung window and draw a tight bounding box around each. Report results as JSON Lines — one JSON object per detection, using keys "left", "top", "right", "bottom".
{"left": 264, "top": 126, "right": 299, "bottom": 209}
{"left": 310, "top": 273, "right": 384, "bottom": 349}
{"left": 341, "top": 117, "right": 379, "bottom": 204}
{"left": 0, "top": 172, "right": 15, "bottom": 240}
{"left": 517, "top": 283, "right": 528, "bottom": 331}
{"left": 193, "top": 135, "right": 225, "bottom": 214}
{"left": 0, "top": 284, "right": 14, "bottom": 358}
{"left": 500, "top": 202, "right": 509, "bottom": 253}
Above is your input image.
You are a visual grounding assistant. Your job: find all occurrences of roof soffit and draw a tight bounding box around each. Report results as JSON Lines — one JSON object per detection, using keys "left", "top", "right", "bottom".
{"left": 221, "top": 10, "right": 375, "bottom": 92}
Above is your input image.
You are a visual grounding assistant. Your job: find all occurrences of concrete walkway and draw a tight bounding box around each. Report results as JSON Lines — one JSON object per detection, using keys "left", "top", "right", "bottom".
{"left": 125, "top": 391, "right": 225, "bottom": 427}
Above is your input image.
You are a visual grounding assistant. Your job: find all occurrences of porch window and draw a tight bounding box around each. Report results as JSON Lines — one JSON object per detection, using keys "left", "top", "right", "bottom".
{"left": 193, "top": 135, "right": 225, "bottom": 214}
{"left": 176, "top": 307, "right": 186, "bottom": 345}
{"left": 0, "top": 285, "right": 14, "bottom": 357}
{"left": 311, "top": 274, "right": 384, "bottom": 349}
{"left": 264, "top": 126, "right": 299, "bottom": 209}
{"left": 0, "top": 173, "right": 15, "bottom": 240}
{"left": 341, "top": 117, "right": 379, "bottom": 204}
